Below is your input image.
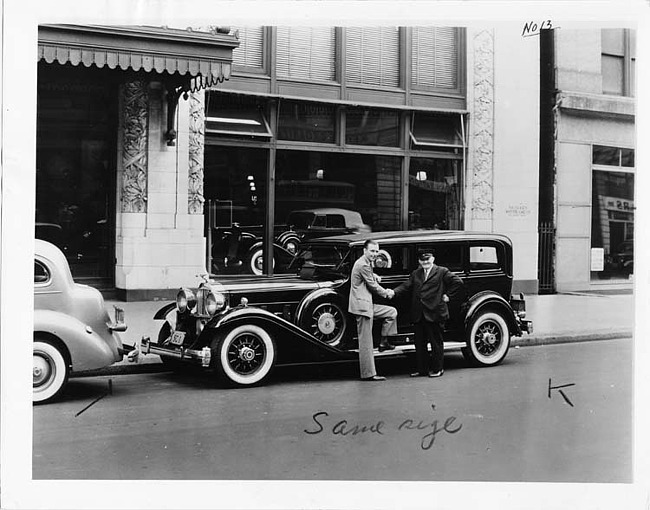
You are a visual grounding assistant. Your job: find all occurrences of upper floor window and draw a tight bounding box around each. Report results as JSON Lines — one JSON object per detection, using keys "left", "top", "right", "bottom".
{"left": 601, "top": 29, "right": 636, "bottom": 97}
{"left": 345, "top": 27, "right": 400, "bottom": 88}
{"left": 276, "top": 27, "right": 336, "bottom": 82}
{"left": 411, "top": 27, "right": 460, "bottom": 91}
{"left": 232, "top": 26, "right": 266, "bottom": 71}
{"left": 593, "top": 145, "right": 635, "bottom": 168}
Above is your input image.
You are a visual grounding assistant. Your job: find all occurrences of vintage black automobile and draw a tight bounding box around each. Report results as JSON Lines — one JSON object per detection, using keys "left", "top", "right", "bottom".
{"left": 142, "top": 230, "right": 533, "bottom": 387}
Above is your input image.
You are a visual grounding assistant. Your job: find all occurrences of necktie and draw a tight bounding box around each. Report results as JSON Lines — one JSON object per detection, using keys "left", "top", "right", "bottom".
{"left": 424, "top": 269, "right": 430, "bottom": 280}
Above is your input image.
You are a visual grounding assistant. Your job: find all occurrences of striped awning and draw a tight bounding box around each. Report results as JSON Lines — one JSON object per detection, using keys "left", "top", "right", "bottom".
{"left": 38, "top": 24, "right": 239, "bottom": 91}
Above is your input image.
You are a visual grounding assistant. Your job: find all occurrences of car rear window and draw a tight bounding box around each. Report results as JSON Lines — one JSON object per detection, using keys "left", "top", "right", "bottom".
{"left": 34, "top": 261, "right": 50, "bottom": 284}
{"left": 469, "top": 245, "right": 500, "bottom": 270}
{"left": 417, "top": 243, "right": 464, "bottom": 272}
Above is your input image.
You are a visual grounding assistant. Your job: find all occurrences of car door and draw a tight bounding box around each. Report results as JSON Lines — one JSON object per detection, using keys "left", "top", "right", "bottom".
{"left": 372, "top": 243, "right": 413, "bottom": 330}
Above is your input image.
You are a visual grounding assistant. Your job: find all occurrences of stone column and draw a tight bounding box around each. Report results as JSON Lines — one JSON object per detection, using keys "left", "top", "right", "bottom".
{"left": 467, "top": 28, "right": 495, "bottom": 232}
{"left": 115, "top": 82, "right": 208, "bottom": 299}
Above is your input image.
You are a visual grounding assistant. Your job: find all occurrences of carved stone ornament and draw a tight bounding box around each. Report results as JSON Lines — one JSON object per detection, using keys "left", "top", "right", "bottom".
{"left": 188, "top": 90, "right": 205, "bottom": 214}
{"left": 121, "top": 81, "right": 149, "bottom": 213}
{"left": 470, "top": 29, "right": 495, "bottom": 221}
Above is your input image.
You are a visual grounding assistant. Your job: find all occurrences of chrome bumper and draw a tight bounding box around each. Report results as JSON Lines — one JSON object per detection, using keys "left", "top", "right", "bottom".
{"left": 520, "top": 319, "right": 533, "bottom": 334}
{"left": 140, "top": 336, "right": 212, "bottom": 368}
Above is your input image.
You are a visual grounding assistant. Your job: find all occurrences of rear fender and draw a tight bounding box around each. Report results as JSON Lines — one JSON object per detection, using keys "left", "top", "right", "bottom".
{"left": 464, "top": 291, "right": 520, "bottom": 336}
{"left": 34, "top": 309, "right": 122, "bottom": 371}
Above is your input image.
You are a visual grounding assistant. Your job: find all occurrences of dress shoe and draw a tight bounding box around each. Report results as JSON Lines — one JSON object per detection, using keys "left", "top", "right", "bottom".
{"left": 410, "top": 372, "right": 426, "bottom": 377}
{"left": 361, "top": 375, "right": 386, "bottom": 381}
{"left": 428, "top": 370, "right": 444, "bottom": 378}
{"left": 378, "top": 342, "right": 395, "bottom": 352}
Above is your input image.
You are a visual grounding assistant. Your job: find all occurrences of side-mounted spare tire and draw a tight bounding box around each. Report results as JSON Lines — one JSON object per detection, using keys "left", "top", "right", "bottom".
{"left": 211, "top": 324, "right": 276, "bottom": 387}
{"left": 461, "top": 310, "right": 511, "bottom": 366}
{"left": 297, "top": 296, "right": 348, "bottom": 348}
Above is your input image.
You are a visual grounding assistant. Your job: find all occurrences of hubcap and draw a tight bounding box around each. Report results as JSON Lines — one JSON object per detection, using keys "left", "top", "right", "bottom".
{"left": 227, "top": 334, "right": 265, "bottom": 375}
{"left": 239, "top": 346, "right": 256, "bottom": 362}
{"left": 33, "top": 355, "right": 52, "bottom": 387}
{"left": 475, "top": 322, "right": 501, "bottom": 355}
{"left": 317, "top": 312, "right": 336, "bottom": 335}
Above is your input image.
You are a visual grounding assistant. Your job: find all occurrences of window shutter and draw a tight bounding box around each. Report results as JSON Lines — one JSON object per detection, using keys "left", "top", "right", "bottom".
{"left": 232, "top": 27, "right": 265, "bottom": 68}
{"left": 411, "top": 27, "right": 458, "bottom": 89}
{"left": 346, "top": 27, "right": 399, "bottom": 87}
{"left": 277, "top": 27, "right": 336, "bottom": 81}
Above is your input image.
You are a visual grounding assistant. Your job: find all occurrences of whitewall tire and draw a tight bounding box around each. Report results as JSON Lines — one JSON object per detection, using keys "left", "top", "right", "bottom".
{"left": 33, "top": 340, "right": 69, "bottom": 404}
{"left": 213, "top": 325, "right": 276, "bottom": 386}
{"left": 462, "top": 311, "right": 510, "bottom": 366}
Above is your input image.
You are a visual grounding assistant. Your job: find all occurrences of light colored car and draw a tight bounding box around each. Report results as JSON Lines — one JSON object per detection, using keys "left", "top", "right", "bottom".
{"left": 33, "top": 239, "right": 132, "bottom": 404}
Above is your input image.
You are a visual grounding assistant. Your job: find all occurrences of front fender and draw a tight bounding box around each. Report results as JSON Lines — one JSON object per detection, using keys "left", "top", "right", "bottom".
{"left": 34, "top": 309, "right": 122, "bottom": 371}
{"left": 207, "top": 306, "right": 356, "bottom": 365}
{"left": 464, "top": 291, "right": 521, "bottom": 336}
{"left": 154, "top": 302, "right": 177, "bottom": 321}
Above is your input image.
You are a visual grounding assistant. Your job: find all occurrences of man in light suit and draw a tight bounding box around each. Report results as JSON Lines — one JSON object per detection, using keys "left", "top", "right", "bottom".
{"left": 393, "top": 251, "right": 465, "bottom": 378}
{"left": 348, "top": 239, "right": 397, "bottom": 381}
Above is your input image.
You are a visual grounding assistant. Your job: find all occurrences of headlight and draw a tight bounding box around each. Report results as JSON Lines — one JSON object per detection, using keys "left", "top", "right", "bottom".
{"left": 176, "top": 288, "right": 197, "bottom": 313}
{"left": 205, "top": 290, "right": 226, "bottom": 315}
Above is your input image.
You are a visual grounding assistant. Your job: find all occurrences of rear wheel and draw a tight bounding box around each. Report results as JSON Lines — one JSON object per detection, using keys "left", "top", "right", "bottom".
{"left": 248, "top": 248, "right": 275, "bottom": 276}
{"left": 33, "top": 339, "right": 69, "bottom": 404}
{"left": 212, "top": 325, "right": 276, "bottom": 386}
{"left": 462, "top": 311, "right": 510, "bottom": 366}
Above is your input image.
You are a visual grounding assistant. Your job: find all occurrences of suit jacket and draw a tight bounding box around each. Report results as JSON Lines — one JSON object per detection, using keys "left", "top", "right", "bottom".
{"left": 393, "top": 264, "right": 464, "bottom": 323}
{"left": 348, "top": 256, "right": 390, "bottom": 318}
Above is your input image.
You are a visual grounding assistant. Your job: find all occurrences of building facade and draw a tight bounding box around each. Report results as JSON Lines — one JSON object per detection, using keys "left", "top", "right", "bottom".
{"left": 36, "top": 24, "right": 541, "bottom": 300}
{"left": 543, "top": 28, "right": 636, "bottom": 293}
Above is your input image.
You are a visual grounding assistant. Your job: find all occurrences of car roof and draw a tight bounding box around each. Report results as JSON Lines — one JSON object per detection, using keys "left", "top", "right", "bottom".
{"left": 288, "top": 208, "right": 362, "bottom": 217}
{"left": 306, "top": 230, "right": 513, "bottom": 247}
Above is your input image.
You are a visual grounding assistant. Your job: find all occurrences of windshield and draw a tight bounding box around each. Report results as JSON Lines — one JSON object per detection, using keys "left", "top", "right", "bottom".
{"left": 289, "top": 243, "right": 351, "bottom": 273}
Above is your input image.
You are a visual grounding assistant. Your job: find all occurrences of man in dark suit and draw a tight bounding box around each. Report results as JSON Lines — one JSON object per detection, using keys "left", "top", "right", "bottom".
{"left": 392, "top": 251, "right": 465, "bottom": 378}
{"left": 348, "top": 239, "right": 397, "bottom": 381}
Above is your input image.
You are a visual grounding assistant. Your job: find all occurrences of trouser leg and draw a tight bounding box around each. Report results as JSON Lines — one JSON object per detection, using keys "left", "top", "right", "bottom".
{"left": 413, "top": 321, "right": 430, "bottom": 375}
{"left": 373, "top": 304, "right": 398, "bottom": 337}
{"left": 356, "top": 315, "right": 376, "bottom": 379}
{"left": 429, "top": 321, "right": 445, "bottom": 373}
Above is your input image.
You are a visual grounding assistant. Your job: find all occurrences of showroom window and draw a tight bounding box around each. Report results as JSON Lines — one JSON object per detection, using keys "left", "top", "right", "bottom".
{"left": 276, "top": 27, "right": 337, "bottom": 82}
{"left": 590, "top": 145, "right": 634, "bottom": 281}
{"left": 203, "top": 146, "right": 269, "bottom": 276}
{"left": 274, "top": 150, "right": 402, "bottom": 273}
{"left": 205, "top": 93, "right": 272, "bottom": 139}
{"left": 278, "top": 100, "right": 336, "bottom": 143}
{"left": 345, "top": 27, "right": 400, "bottom": 88}
{"left": 408, "top": 157, "right": 463, "bottom": 231}
{"left": 345, "top": 107, "right": 400, "bottom": 147}
{"left": 601, "top": 28, "right": 636, "bottom": 97}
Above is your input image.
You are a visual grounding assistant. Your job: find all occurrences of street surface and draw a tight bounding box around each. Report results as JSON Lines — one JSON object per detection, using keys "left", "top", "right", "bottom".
{"left": 33, "top": 339, "right": 632, "bottom": 482}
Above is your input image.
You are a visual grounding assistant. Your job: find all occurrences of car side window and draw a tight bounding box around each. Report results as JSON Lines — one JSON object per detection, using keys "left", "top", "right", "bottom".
{"left": 34, "top": 260, "right": 51, "bottom": 284}
{"left": 417, "top": 243, "right": 464, "bottom": 272}
{"left": 373, "top": 246, "right": 410, "bottom": 276}
{"left": 469, "top": 245, "right": 500, "bottom": 271}
{"left": 326, "top": 215, "right": 345, "bottom": 229}
{"left": 312, "top": 215, "right": 326, "bottom": 227}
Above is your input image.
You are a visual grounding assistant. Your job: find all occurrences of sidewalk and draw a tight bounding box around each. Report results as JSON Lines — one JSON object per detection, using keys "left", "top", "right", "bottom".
{"left": 84, "top": 291, "right": 635, "bottom": 376}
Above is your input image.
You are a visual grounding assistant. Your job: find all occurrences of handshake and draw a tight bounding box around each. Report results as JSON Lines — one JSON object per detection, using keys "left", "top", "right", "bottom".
{"left": 385, "top": 288, "right": 395, "bottom": 299}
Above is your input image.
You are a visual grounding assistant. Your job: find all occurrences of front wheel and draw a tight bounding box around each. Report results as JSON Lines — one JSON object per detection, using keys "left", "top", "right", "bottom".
{"left": 462, "top": 311, "right": 510, "bottom": 366}
{"left": 33, "top": 340, "right": 69, "bottom": 404}
{"left": 212, "top": 325, "right": 276, "bottom": 386}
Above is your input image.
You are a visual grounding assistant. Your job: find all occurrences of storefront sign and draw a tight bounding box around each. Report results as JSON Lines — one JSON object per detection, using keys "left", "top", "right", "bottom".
{"left": 408, "top": 175, "right": 448, "bottom": 192}
{"left": 602, "top": 195, "right": 634, "bottom": 212}
{"left": 590, "top": 247, "right": 605, "bottom": 272}
{"left": 505, "top": 204, "right": 530, "bottom": 217}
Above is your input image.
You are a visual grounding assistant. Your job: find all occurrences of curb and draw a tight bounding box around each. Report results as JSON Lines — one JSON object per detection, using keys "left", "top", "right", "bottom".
{"left": 71, "top": 330, "right": 633, "bottom": 379}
